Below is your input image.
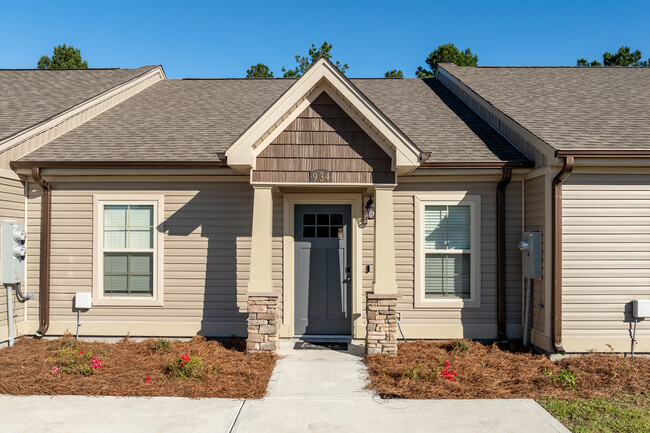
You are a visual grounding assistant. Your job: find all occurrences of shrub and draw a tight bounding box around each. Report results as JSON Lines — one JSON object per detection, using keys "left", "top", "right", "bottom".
{"left": 167, "top": 354, "right": 203, "bottom": 379}
{"left": 440, "top": 361, "right": 458, "bottom": 381}
{"left": 451, "top": 340, "right": 471, "bottom": 353}
{"left": 544, "top": 367, "right": 577, "bottom": 390}
{"left": 46, "top": 345, "right": 103, "bottom": 376}
{"left": 152, "top": 339, "right": 172, "bottom": 353}
{"left": 403, "top": 364, "right": 428, "bottom": 380}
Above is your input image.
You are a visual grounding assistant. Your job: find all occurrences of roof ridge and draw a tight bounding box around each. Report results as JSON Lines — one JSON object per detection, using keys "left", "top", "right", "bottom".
{"left": 0, "top": 65, "right": 159, "bottom": 72}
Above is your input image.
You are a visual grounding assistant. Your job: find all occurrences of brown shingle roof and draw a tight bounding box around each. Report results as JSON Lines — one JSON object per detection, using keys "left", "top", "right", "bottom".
{"left": 19, "top": 77, "right": 529, "bottom": 164}
{"left": 0, "top": 66, "right": 160, "bottom": 142}
{"left": 440, "top": 64, "right": 650, "bottom": 151}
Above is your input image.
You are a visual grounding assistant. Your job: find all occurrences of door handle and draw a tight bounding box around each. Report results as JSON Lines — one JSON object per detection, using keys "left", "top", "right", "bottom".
{"left": 343, "top": 266, "right": 351, "bottom": 283}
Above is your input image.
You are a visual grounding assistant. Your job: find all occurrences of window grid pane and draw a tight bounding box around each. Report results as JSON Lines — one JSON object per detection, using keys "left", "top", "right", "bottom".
{"left": 103, "top": 203, "right": 155, "bottom": 297}
{"left": 425, "top": 205, "right": 470, "bottom": 250}
{"left": 425, "top": 253, "right": 470, "bottom": 299}
{"left": 104, "top": 252, "right": 153, "bottom": 296}
{"left": 301, "top": 212, "right": 344, "bottom": 238}
{"left": 104, "top": 204, "right": 154, "bottom": 250}
{"left": 424, "top": 203, "right": 472, "bottom": 300}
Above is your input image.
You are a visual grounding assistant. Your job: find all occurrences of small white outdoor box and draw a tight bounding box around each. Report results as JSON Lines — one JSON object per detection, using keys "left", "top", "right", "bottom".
{"left": 75, "top": 292, "right": 92, "bottom": 310}
{"left": 633, "top": 299, "right": 650, "bottom": 319}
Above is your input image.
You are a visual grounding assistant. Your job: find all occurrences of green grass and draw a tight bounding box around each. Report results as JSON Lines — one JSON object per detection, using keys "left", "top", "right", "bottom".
{"left": 539, "top": 394, "right": 650, "bottom": 433}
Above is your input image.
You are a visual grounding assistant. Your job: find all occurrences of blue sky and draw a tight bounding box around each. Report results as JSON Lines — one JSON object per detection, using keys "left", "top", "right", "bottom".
{"left": 2, "top": 1, "right": 649, "bottom": 78}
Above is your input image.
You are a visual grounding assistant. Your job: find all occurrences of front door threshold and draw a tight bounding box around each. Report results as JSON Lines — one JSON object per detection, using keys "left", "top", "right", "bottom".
{"left": 294, "top": 334, "right": 352, "bottom": 341}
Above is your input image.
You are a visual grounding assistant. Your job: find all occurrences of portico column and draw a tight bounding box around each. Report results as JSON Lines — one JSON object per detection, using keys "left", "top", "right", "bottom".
{"left": 367, "top": 185, "right": 399, "bottom": 356}
{"left": 248, "top": 185, "right": 273, "bottom": 293}
{"left": 373, "top": 186, "right": 398, "bottom": 294}
{"left": 246, "top": 185, "right": 279, "bottom": 353}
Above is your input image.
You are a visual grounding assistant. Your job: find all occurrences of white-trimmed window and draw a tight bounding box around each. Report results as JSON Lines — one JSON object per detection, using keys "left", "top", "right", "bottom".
{"left": 93, "top": 195, "right": 164, "bottom": 306}
{"left": 415, "top": 194, "right": 481, "bottom": 308}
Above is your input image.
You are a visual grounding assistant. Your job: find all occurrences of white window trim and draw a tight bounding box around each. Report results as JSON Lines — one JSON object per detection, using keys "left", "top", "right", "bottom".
{"left": 415, "top": 193, "right": 481, "bottom": 309}
{"left": 92, "top": 194, "right": 164, "bottom": 307}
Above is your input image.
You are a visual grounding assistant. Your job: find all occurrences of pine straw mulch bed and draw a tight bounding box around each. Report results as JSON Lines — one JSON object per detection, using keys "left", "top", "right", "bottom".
{"left": 365, "top": 340, "right": 650, "bottom": 400}
{"left": 0, "top": 335, "right": 275, "bottom": 398}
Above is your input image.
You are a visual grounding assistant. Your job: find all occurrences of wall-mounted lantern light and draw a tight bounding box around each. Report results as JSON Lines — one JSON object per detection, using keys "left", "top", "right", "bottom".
{"left": 365, "top": 197, "right": 375, "bottom": 220}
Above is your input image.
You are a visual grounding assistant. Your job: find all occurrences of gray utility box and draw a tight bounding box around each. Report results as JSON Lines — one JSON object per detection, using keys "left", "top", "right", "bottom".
{"left": 2, "top": 221, "right": 26, "bottom": 284}
{"left": 519, "top": 231, "right": 541, "bottom": 280}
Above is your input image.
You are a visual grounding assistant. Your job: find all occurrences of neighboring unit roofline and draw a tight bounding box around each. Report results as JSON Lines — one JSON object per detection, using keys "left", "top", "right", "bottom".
{"left": 436, "top": 64, "right": 558, "bottom": 165}
{"left": 556, "top": 150, "right": 650, "bottom": 157}
{"left": 419, "top": 161, "right": 534, "bottom": 169}
{"left": 0, "top": 67, "right": 123, "bottom": 71}
{"left": 0, "top": 65, "right": 165, "bottom": 146}
{"left": 11, "top": 160, "right": 226, "bottom": 169}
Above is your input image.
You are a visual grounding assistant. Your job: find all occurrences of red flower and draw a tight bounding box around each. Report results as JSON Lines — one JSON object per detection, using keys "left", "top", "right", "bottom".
{"left": 78, "top": 351, "right": 84, "bottom": 355}
{"left": 144, "top": 376, "right": 152, "bottom": 383}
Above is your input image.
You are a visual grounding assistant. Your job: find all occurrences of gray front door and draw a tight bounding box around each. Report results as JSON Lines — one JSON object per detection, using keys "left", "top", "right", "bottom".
{"left": 294, "top": 204, "right": 352, "bottom": 336}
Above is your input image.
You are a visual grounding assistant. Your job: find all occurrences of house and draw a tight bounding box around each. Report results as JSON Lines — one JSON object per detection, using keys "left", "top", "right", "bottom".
{"left": 1, "top": 58, "right": 648, "bottom": 354}
{"left": 0, "top": 65, "right": 165, "bottom": 346}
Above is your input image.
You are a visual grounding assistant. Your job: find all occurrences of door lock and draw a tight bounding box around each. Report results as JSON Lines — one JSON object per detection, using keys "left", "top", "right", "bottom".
{"left": 343, "top": 266, "right": 351, "bottom": 283}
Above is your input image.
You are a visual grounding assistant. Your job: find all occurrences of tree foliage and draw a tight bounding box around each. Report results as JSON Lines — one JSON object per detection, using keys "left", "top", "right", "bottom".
{"left": 246, "top": 63, "right": 274, "bottom": 78}
{"left": 416, "top": 43, "right": 478, "bottom": 78}
{"left": 282, "top": 41, "right": 348, "bottom": 78}
{"left": 384, "top": 69, "right": 403, "bottom": 78}
{"left": 37, "top": 44, "right": 88, "bottom": 69}
{"left": 577, "top": 46, "right": 649, "bottom": 67}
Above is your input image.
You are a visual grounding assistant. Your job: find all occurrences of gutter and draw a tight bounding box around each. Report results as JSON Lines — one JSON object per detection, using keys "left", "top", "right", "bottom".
{"left": 11, "top": 160, "right": 227, "bottom": 169}
{"left": 418, "top": 161, "right": 533, "bottom": 169}
{"left": 556, "top": 150, "right": 650, "bottom": 157}
{"left": 551, "top": 156, "right": 574, "bottom": 352}
{"left": 31, "top": 167, "right": 51, "bottom": 337}
{"left": 496, "top": 167, "right": 512, "bottom": 342}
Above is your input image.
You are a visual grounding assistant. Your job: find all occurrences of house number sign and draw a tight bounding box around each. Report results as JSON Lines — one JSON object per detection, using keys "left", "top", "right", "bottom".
{"left": 309, "top": 169, "right": 332, "bottom": 183}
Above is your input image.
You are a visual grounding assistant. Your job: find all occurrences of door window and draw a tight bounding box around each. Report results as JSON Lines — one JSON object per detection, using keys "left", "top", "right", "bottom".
{"left": 302, "top": 212, "right": 344, "bottom": 238}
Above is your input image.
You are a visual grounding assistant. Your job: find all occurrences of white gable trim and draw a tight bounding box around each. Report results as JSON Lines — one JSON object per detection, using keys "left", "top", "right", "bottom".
{"left": 225, "top": 58, "right": 421, "bottom": 174}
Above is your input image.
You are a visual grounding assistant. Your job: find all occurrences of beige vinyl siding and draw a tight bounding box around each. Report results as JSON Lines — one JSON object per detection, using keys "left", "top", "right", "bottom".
{"left": 0, "top": 176, "right": 25, "bottom": 343}
{"left": 25, "top": 180, "right": 281, "bottom": 337}
{"left": 524, "top": 175, "right": 550, "bottom": 349}
{"left": 383, "top": 179, "right": 523, "bottom": 339}
{"left": 562, "top": 173, "right": 650, "bottom": 352}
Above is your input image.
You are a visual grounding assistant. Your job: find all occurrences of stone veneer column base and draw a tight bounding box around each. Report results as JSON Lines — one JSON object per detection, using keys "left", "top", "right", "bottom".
{"left": 246, "top": 293, "right": 280, "bottom": 353}
{"left": 366, "top": 293, "right": 399, "bottom": 355}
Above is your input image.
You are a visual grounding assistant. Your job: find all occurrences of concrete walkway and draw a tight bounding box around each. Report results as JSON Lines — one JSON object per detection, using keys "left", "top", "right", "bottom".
{"left": 0, "top": 340, "right": 570, "bottom": 433}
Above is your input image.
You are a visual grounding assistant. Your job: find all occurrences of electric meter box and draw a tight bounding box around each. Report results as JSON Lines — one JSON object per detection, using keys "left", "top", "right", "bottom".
{"left": 2, "top": 221, "right": 26, "bottom": 284}
{"left": 519, "top": 231, "right": 541, "bottom": 280}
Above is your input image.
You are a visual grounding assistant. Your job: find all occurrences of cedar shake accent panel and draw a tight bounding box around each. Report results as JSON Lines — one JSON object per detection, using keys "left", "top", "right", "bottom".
{"left": 252, "top": 92, "right": 394, "bottom": 184}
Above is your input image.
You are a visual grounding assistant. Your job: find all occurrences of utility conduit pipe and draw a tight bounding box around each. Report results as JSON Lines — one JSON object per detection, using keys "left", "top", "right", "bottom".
{"left": 552, "top": 156, "right": 574, "bottom": 352}
{"left": 523, "top": 277, "right": 533, "bottom": 348}
{"left": 497, "top": 166, "right": 512, "bottom": 342}
{"left": 6, "top": 285, "right": 14, "bottom": 346}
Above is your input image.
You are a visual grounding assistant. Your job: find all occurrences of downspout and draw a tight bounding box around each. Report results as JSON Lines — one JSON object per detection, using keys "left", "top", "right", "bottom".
{"left": 497, "top": 166, "right": 512, "bottom": 342}
{"left": 551, "top": 156, "right": 574, "bottom": 352}
{"left": 31, "top": 168, "right": 51, "bottom": 337}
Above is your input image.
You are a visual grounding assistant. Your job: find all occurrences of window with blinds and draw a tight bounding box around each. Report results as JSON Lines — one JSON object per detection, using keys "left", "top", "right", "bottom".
{"left": 424, "top": 205, "right": 472, "bottom": 299}
{"left": 103, "top": 204, "right": 155, "bottom": 296}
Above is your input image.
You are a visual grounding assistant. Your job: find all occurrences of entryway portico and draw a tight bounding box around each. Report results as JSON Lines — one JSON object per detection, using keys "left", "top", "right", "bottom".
{"left": 225, "top": 58, "right": 421, "bottom": 353}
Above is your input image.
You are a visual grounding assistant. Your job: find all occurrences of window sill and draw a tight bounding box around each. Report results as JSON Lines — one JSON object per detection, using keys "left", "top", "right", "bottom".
{"left": 413, "top": 297, "right": 481, "bottom": 309}
{"left": 92, "top": 296, "right": 163, "bottom": 307}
